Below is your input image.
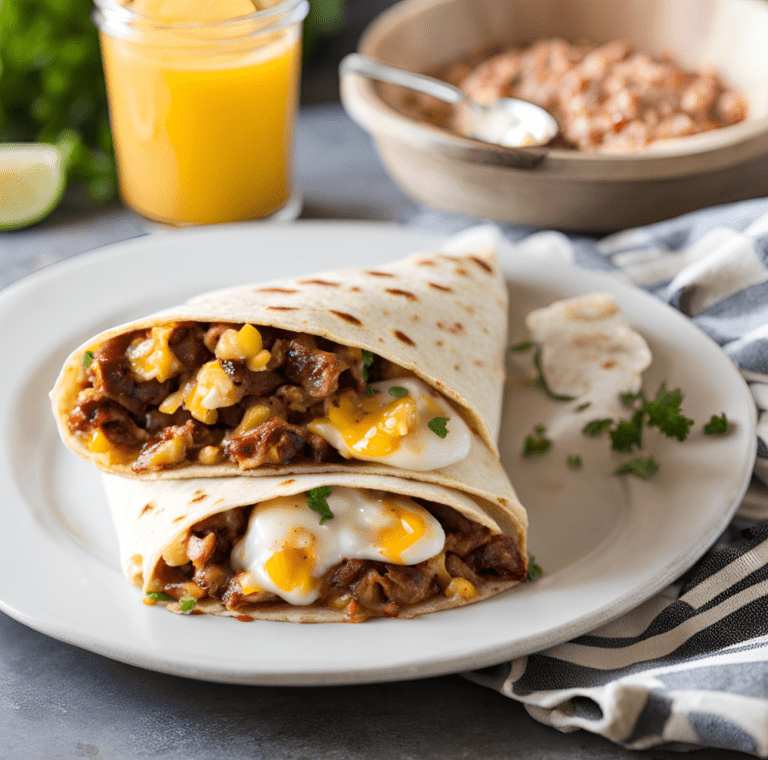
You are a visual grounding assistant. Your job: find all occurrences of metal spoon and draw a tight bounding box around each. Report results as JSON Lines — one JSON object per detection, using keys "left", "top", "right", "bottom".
{"left": 339, "top": 53, "right": 559, "bottom": 148}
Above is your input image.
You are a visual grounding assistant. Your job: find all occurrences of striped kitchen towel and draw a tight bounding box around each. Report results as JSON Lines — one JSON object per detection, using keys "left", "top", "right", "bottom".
{"left": 405, "top": 199, "right": 768, "bottom": 755}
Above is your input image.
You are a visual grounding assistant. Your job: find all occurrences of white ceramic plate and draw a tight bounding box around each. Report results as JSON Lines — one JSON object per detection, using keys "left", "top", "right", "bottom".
{"left": 0, "top": 221, "right": 756, "bottom": 685}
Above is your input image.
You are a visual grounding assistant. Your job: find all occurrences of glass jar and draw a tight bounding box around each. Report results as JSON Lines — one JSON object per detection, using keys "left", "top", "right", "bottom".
{"left": 93, "top": 0, "right": 309, "bottom": 226}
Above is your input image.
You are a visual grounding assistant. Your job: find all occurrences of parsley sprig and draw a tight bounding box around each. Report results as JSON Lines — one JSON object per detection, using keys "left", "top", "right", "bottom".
{"left": 523, "top": 424, "right": 551, "bottom": 456}
{"left": 704, "top": 413, "right": 729, "bottom": 435}
{"left": 533, "top": 349, "right": 575, "bottom": 401}
{"left": 614, "top": 456, "right": 659, "bottom": 479}
{"left": 307, "top": 486, "right": 334, "bottom": 525}
{"left": 428, "top": 417, "right": 449, "bottom": 438}
{"left": 527, "top": 556, "right": 543, "bottom": 580}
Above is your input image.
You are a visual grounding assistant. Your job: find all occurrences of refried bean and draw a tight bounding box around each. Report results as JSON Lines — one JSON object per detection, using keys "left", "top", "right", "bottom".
{"left": 408, "top": 38, "right": 747, "bottom": 151}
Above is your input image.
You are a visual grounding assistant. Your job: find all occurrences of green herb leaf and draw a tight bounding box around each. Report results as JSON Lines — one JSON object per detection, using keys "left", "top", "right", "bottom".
{"left": 644, "top": 383, "right": 694, "bottom": 441}
{"left": 533, "top": 349, "right": 575, "bottom": 401}
{"left": 361, "top": 349, "right": 374, "bottom": 383}
{"left": 365, "top": 386, "right": 376, "bottom": 397}
{"left": 527, "top": 556, "right": 543, "bottom": 580}
{"left": 582, "top": 418, "right": 613, "bottom": 437}
{"left": 704, "top": 413, "right": 729, "bottom": 435}
{"left": 508, "top": 339, "right": 534, "bottom": 353}
{"left": 306, "top": 486, "right": 334, "bottom": 524}
{"left": 614, "top": 455, "right": 659, "bottom": 479}
{"left": 82, "top": 350, "right": 93, "bottom": 368}
{"left": 146, "top": 592, "right": 172, "bottom": 602}
{"left": 428, "top": 417, "right": 449, "bottom": 438}
{"left": 523, "top": 425, "right": 551, "bottom": 457}
{"left": 179, "top": 598, "right": 196, "bottom": 613}
{"left": 610, "top": 413, "right": 643, "bottom": 453}
{"left": 576, "top": 402, "right": 592, "bottom": 412}
{"left": 388, "top": 386, "right": 408, "bottom": 398}
{"left": 567, "top": 455, "right": 582, "bottom": 469}
{"left": 621, "top": 391, "right": 644, "bottom": 406}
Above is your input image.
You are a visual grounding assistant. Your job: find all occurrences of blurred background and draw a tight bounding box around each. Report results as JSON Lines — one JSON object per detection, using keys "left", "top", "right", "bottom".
{"left": 0, "top": 0, "right": 395, "bottom": 207}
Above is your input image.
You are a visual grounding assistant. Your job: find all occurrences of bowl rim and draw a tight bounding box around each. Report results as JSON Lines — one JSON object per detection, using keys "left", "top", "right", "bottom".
{"left": 345, "top": 0, "right": 768, "bottom": 179}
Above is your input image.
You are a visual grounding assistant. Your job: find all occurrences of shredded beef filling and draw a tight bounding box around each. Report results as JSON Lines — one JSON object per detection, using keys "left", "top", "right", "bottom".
{"left": 68, "top": 322, "right": 369, "bottom": 473}
{"left": 150, "top": 501, "right": 527, "bottom": 622}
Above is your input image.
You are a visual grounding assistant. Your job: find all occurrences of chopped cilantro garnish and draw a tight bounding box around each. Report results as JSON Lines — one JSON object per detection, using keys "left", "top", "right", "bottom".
{"left": 82, "top": 350, "right": 94, "bottom": 368}
{"left": 527, "top": 556, "right": 543, "bottom": 580}
{"left": 644, "top": 384, "right": 693, "bottom": 441}
{"left": 567, "top": 455, "right": 582, "bottom": 469}
{"left": 621, "top": 391, "right": 643, "bottom": 406}
{"left": 533, "top": 349, "right": 575, "bottom": 401}
{"left": 610, "top": 414, "right": 643, "bottom": 452}
{"left": 704, "top": 413, "right": 729, "bottom": 435}
{"left": 576, "top": 402, "right": 592, "bottom": 412}
{"left": 307, "top": 486, "right": 334, "bottom": 524}
{"left": 146, "top": 592, "right": 172, "bottom": 602}
{"left": 428, "top": 417, "right": 449, "bottom": 438}
{"left": 508, "top": 339, "right": 534, "bottom": 353}
{"left": 389, "top": 386, "right": 408, "bottom": 398}
{"left": 365, "top": 386, "right": 376, "bottom": 397}
{"left": 614, "top": 456, "right": 659, "bottom": 479}
{"left": 582, "top": 418, "right": 613, "bottom": 437}
{"left": 179, "top": 598, "right": 196, "bottom": 613}
{"left": 361, "top": 349, "right": 374, "bottom": 383}
{"left": 523, "top": 424, "right": 551, "bottom": 457}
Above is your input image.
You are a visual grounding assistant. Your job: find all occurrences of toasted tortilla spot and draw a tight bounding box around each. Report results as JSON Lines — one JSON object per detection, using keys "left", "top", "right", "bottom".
{"left": 255, "top": 288, "right": 299, "bottom": 293}
{"left": 474, "top": 360, "right": 484, "bottom": 367}
{"left": 428, "top": 282, "right": 452, "bottom": 292}
{"left": 385, "top": 289, "right": 418, "bottom": 301}
{"left": 140, "top": 502, "right": 155, "bottom": 516}
{"left": 298, "top": 279, "right": 339, "bottom": 286}
{"left": 236, "top": 615, "right": 255, "bottom": 622}
{"left": 393, "top": 330, "right": 415, "bottom": 346}
{"left": 350, "top": 287, "right": 360, "bottom": 292}
{"left": 330, "top": 311, "right": 362, "bottom": 326}
{"left": 279, "top": 479, "right": 296, "bottom": 486}
{"left": 411, "top": 314, "right": 419, "bottom": 322}
{"left": 366, "top": 271, "right": 395, "bottom": 277}
{"left": 173, "top": 515, "right": 185, "bottom": 523}
{"left": 417, "top": 259, "right": 436, "bottom": 266}
{"left": 190, "top": 490, "right": 207, "bottom": 503}
{"left": 456, "top": 267, "right": 469, "bottom": 276}
{"left": 470, "top": 256, "right": 493, "bottom": 273}
{"left": 603, "top": 360, "right": 617, "bottom": 369}
{"left": 266, "top": 306, "right": 298, "bottom": 311}
{"left": 454, "top": 364, "right": 461, "bottom": 371}
{"left": 213, "top": 498, "right": 225, "bottom": 506}
{"left": 436, "top": 340, "right": 443, "bottom": 346}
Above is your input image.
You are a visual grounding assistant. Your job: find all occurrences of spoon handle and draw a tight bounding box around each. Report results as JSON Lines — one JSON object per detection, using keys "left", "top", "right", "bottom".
{"left": 340, "top": 53, "right": 467, "bottom": 106}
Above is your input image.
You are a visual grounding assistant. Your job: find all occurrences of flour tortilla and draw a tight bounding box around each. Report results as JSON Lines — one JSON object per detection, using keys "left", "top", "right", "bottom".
{"left": 50, "top": 231, "right": 512, "bottom": 510}
{"left": 102, "top": 469, "right": 528, "bottom": 622}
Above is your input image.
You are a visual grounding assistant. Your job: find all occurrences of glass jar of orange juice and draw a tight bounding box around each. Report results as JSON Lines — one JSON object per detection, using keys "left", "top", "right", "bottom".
{"left": 93, "top": 0, "right": 308, "bottom": 226}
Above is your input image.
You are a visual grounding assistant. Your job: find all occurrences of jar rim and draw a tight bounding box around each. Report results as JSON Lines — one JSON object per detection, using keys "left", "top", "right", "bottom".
{"left": 93, "top": 0, "right": 309, "bottom": 36}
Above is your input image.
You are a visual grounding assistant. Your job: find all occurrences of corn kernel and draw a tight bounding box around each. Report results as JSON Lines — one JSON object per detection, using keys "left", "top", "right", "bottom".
{"left": 445, "top": 577, "right": 478, "bottom": 600}
{"left": 89, "top": 428, "right": 112, "bottom": 454}
{"left": 198, "top": 445, "right": 223, "bottom": 465}
{"left": 184, "top": 360, "right": 243, "bottom": 423}
{"left": 162, "top": 533, "right": 189, "bottom": 567}
{"left": 232, "top": 404, "right": 271, "bottom": 437}
{"left": 146, "top": 434, "right": 190, "bottom": 469}
{"left": 159, "top": 388, "right": 184, "bottom": 415}
{"left": 246, "top": 349, "right": 271, "bottom": 372}
{"left": 127, "top": 325, "right": 183, "bottom": 383}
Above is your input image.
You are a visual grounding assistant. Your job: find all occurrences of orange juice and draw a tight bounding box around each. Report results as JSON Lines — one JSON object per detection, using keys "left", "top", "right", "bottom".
{"left": 94, "top": 0, "right": 307, "bottom": 225}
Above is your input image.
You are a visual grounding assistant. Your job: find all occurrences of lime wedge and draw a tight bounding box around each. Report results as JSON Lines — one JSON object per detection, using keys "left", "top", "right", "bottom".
{"left": 0, "top": 143, "right": 65, "bottom": 231}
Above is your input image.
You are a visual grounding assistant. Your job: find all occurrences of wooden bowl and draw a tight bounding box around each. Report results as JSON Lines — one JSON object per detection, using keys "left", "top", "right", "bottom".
{"left": 340, "top": 0, "right": 768, "bottom": 231}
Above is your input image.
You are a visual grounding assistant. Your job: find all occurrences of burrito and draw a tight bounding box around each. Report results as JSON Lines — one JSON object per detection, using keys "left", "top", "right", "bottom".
{"left": 50, "top": 241, "right": 513, "bottom": 512}
{"left": 103, "top": 470, "right": 528, "bottom": 622}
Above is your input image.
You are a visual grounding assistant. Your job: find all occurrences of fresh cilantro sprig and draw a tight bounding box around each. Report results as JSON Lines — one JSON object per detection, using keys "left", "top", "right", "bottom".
{"left": 644, "top": 384, "right": 694, "bottom": 441}
{"left": 179, "top": 598, "right": 196, "bottom": 613}
{"left": 389, "top": 386, "right": 408, "bottom": 398}
{"left": 82, "top": 350, "right": 94, "bottom": 368}
{"left": 146, "top": 592, "right": 172, "bottom": 602}
{"left": 704, "top": 413, "right": 729, "bottom": 435}
{"left": 567, "top": 455, "right": 582, "bottom": 469}
{"left": 614, "top": 456, "right": 659, "bottom": 479}
{"left": 307, "top": 486, "right": 334, "bottom": 525}
{"left": 428, "top": 417, "right": 449, "bottom": 438}
{"left": 523, "top": 424, "right": 551, "bottom": 456}
{"left": 361, "top": 350, "right": 374, "bottom": 383}
{"left": 527, "top": 556, "right": 543, "bottom": 580}
{"left": 582, "top": 418, "right": 612, "bottom": 437}
{"left": 508, "top": 339, "right": 534, "bottom": 353}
